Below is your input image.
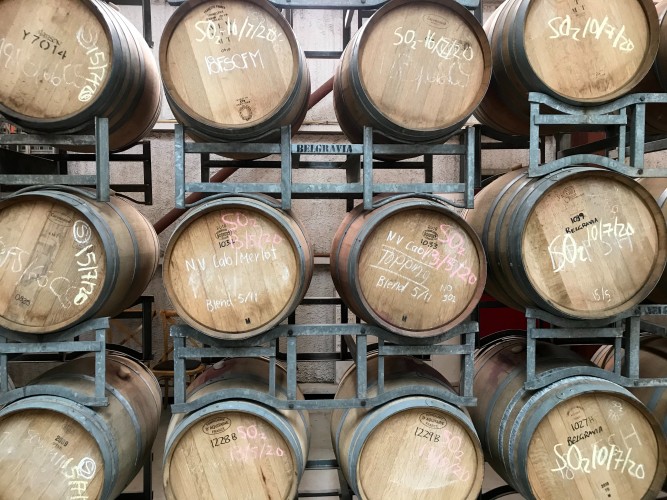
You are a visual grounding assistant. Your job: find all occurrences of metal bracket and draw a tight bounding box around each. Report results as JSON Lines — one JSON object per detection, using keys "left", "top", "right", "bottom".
{"left": 175, "top": 124, "right": 478, "bottom": 210}
{"left": 0, "top": 117, "right": 111, "bottom": 202}
{"left": 524, "top": 308, "right": 667, "bottom": 390}
{"left": 529, "top": 92, "right": 667, "bottom": 178}
{"left": 0, "top": 317, "right": 111, "bottom": 407}
{"left": 169, "top": 322, "right": 478, "bottom": 414}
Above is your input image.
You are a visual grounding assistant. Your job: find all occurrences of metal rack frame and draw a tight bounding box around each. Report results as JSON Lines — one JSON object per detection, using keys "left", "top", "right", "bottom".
{"left": 524, "top": 306, "right": 667, "bottom": 391}
{"left": 176, "top": 124, "right": 477, "bottom": 210}
{"left": 529, "top": 92, "right": 667, "bottom": 177}
{"left": 0, "top": 117, "right": 111, "bottom": 202}
{"left": 170, "top": 322, "right": 478, "bottom": 414}
{"left": 0, "top": 317, "right": 110, "bottom": 407}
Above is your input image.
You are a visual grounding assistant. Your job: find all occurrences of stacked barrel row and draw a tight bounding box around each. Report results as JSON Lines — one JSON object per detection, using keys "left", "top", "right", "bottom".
{"left": 0, "top": 0, "right": 166, "bottom": 499}
{"left": 155, "top": 1, "right": 667, "bottom": 499}
{"left": 0, "top": 0, "right": 665, "bottom": 499}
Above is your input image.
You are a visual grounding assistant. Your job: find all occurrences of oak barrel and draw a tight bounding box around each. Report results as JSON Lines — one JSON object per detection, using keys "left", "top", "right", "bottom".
{"left": 159, "top": 0, "right": 310, "bottom": 149}
{"left": 464, "top": 167, "right": 667, "bottom": 319}
{"left": 0, "top": 0, "right": 162, "bottom": 152}
{"left": 474, "top": 0, "right": 660, "bottom": 136}
{"left": 0, "top": 352, "right": 162, "bottom": 500}
{"left": 593, "top": 335, "right": 667, "bottom": 437}
{"left": 0, "top": 188, "right": 159, "bottom": 333}
{"left": 470, "top": 337, "right": 667, "bottom": 499}
{"left": 163, "top": 194, "right": 313, "bottom": 340}
{"left": 330, "top": 196, "right": 486, "bottom": 338}
{"left": 333, "top": 0, "right": 491, "bottom": 146}
{"left": 637, "top": 177, "right": 667, "bottom": 303}
{"left": 331, "top": 356, "right": 485, "bottom": 500}
{"left": 163, "top": 357, "right": 310, "bottom": 500}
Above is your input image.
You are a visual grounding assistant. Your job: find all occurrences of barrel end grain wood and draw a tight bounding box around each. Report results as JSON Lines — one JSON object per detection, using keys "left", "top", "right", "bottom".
{"left": 0, "top": 352, "right": 162, "bottom": 500}
{"left": 330, "top": 196, "right": 486, "bottom": 338}
{"left": 475, "top": 0, "right": 660, "bottom": 136}
{"left": 163, "top": 195, "right": 313, "bottom": 340}
{"left": 334, "top": 0, "right": 491, "bottom": 147}
{"left": 464, "top": 167, "right": 667, "bottom": 319}
{"left": 331, "top": 356, "right": 485, "bottom": 500}
{"left": 163, "top": 357, "right": 309, "bottom": 500}
{"left": 0, "top": 0, "right": 162, "bottom": 152}
{"left": 159, "top": 0, "right": 310, "bottom": 154}
{"left": 471, "top": 337, "right": 667, "bottom": 499}
{"left": 0, "top": 188, "right": 160, "bottom": 333}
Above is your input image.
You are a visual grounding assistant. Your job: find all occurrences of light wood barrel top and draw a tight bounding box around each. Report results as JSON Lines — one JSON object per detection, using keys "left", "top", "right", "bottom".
{"left": 527, "top": 392, "right": 662, "bottom": 499}
{"left": 163, "top": 203, "right": 309, "bottom": 338}
{"left": 522, "top": 0, "right": 655, "bottom": 102}
{"left": 357, "top": 407, "right": 481, "bottom": 500}
{"left": 0, "top": 0, "right": 111, "bottom": 119}
{"left": 354, "top": 208, "right": 485, "bottom": 334}
{"left": 165, "top": 410, "right": 297, "bottom": 500}
{"left": 161, "top": 0, "right": 298, "bottom": 128}
{"left": 355, "top": 0, "right": 489, "bottom": 132}
{"left": 0, "top": 199, "right": 108, "bottom": 332}
{"left": 521, "top": 174, "right": 665, "bottom": 316}
{"left": 0, "top": 409, "right": 104, "bottom": 500}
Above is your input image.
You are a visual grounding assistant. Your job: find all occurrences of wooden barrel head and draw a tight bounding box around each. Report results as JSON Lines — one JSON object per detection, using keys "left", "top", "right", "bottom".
{"left": 0, "top": 409, "right": 104, "bottom": 499}
{"left": 476, "top": 0, "right": 658, "bottom": 136}
{"left": 0, "top": 198, "right": 109, "bottom": 332}
{"left": 334, "top": 0, "right": 490, "bottom": 145}
{"left": 335, "top": 201, "right": 486, "bottom": 337}
{"left": 357, "top": 407, "right": 483, "bottom": 500}
{"left": 521, "top": 174, "right": 666, "bottom": 317}
{"left": 527, "top": 392, "right": 664, "bottom": 498}
{"left": 164, "top": 411, "right": 297, "bottom": 500}
{"left": 593, "top": 335, "right": 667, "bottom": 436}
{"left": 471, "top": 338, "right": 667, "bottom": 499}
{"left": 160, "top": 0, "right": 307, "bottom": 141}
{"left": 522, "top": 0, "right": 654, "bottom": 102}
{"left": 163, "top": 199, "right": 312, "bottom": 339}
{"left": 0, "top": 0, "right": 111, "bottom": 120}
{"left": 358, "top": 209, "right": 483, "bottom": 331}
{"left": 357, "top": 1, "right": 488, "bottom": 132}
